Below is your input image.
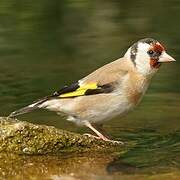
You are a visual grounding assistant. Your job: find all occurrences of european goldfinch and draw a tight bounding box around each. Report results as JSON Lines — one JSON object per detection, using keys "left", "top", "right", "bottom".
{"left": 9, "top": 38, "right": 175, "bottom": 143}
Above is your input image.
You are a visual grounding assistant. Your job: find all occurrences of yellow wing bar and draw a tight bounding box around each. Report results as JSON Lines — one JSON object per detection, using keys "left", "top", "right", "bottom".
{"left": 59, "top": 83, "right": 98, "bottom": 98}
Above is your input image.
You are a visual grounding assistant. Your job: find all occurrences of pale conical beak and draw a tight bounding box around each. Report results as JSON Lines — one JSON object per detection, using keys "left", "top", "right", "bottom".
{"left": 158, "top": 52, "right": 176, "bottom": 63}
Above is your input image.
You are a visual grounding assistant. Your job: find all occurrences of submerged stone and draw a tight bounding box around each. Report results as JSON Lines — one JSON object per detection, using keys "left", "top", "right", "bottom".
{"left": 0, "top": 117, "right": 120, "bottom": 154}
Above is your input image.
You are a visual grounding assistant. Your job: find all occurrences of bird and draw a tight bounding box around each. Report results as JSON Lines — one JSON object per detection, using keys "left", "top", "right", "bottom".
{"left": 9, "top": 38, "right": 175, "bottom": 144}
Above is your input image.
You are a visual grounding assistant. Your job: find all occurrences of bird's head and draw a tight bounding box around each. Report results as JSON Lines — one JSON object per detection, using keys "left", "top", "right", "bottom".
{"left": 125, "top": 38, "right": 175, "bottom": 76}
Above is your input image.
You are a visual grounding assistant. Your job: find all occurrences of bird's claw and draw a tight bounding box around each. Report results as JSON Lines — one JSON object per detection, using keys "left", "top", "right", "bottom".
{"left": 83, "top": 133, "right": 124, "bottom": 145}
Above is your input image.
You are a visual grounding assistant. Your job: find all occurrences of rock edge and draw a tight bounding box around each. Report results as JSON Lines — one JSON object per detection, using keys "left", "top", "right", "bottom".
{"left": 0, "top": 117, "right": 119, "bottom": 154}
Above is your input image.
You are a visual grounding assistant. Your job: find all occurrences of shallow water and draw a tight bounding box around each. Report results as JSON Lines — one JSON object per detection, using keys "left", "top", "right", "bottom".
{"left": 0, "top": 0, "right": 180, "bottom": 179}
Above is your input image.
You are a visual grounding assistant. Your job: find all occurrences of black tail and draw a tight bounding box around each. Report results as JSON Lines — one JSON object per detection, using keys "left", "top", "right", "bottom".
{"left": 9, "top": 96, "right": 51, "bottom": 118}
{"left": 9, "top": 105, "right": 38, "bottom": 118}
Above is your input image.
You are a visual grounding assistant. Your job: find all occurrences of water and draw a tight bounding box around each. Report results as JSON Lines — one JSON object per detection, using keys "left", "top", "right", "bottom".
{"left": 0, "top": 0, "right": 180, "bottom": 179}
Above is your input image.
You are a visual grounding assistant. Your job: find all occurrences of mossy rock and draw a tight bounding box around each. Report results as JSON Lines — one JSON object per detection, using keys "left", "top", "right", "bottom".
{"left": 0, "top": 117, "right": 121, "bottom": 154}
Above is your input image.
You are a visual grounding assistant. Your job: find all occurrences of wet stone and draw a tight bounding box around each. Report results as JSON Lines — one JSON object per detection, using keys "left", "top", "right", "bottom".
{"left": 0, "top": 117, "right": 120, "bottom": 155}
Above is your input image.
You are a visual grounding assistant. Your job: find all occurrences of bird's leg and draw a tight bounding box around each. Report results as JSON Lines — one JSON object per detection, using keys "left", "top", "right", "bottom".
{"left": 94, "top": 123, "right": 112, "bottom": 139}
{"left": 83, "top": 122, "right": 109, "bottom": 141}
{"left": 84, "top": 121, "right": 124, "bottom": 144}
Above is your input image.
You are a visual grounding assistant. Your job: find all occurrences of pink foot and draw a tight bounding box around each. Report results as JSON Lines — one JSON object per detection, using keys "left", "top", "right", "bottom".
{"left": 83, "top": 133, "right": 124, "bottom": 145}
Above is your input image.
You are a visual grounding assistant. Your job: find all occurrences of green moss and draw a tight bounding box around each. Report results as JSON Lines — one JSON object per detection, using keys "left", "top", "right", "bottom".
{"left": 0, "top": 117, "right": 121, "bottom": 154}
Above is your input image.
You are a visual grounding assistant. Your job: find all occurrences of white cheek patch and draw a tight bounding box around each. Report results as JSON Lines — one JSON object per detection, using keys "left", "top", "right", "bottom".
{"left": 135, "top": 43, "right": 158, "bottom": 76}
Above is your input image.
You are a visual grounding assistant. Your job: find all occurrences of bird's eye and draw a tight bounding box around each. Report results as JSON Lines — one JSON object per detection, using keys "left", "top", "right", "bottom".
{"left": 148, "top": 50, "right": 154, "bottom": 55}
